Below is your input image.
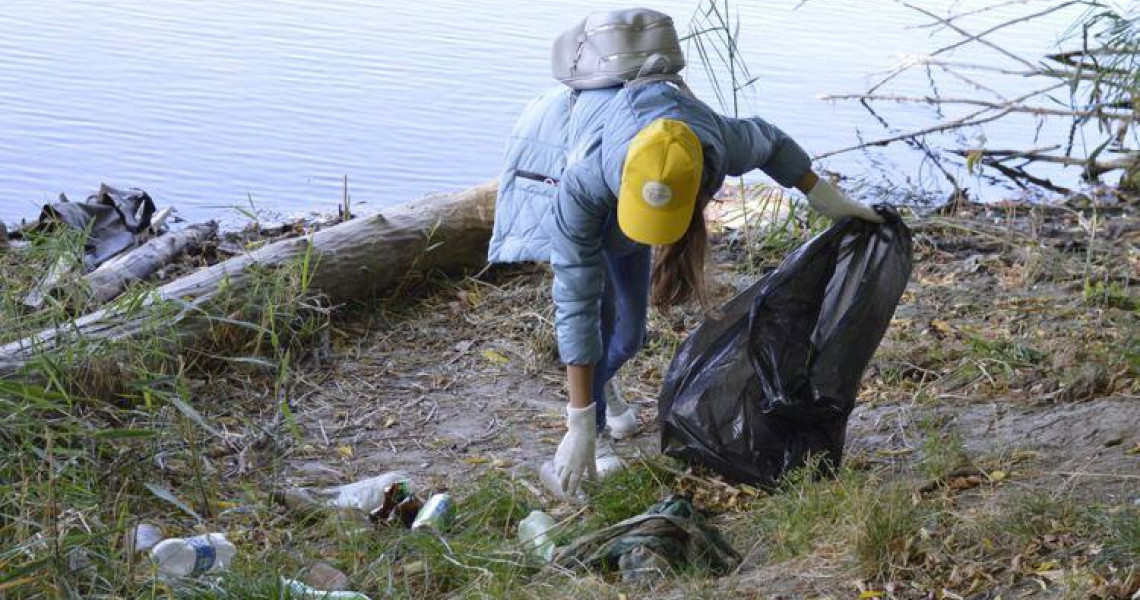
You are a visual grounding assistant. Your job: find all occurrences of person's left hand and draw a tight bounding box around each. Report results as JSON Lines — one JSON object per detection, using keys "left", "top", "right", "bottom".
{"left": 806, "top": 179, "right": 884, "bottom": 223}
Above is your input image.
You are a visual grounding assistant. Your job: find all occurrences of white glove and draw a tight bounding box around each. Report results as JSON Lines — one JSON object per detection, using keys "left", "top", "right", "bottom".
{"left": 554, "top": 403, "right": 597, "bottom": 495}
{"left": 604, "top": 380, "right": 639, "bottom": 440}
{"left": 806, "top": 179, "right": 883, "bottom": 223}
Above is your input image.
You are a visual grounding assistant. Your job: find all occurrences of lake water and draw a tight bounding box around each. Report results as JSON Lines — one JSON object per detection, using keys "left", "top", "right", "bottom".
{"left": 0, "top": 0, "right": 1082, "bottom": 226}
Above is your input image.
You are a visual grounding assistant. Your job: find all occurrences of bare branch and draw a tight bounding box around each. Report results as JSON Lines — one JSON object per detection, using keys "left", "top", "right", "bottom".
{"left": 924, "top": 1, "right": 1082, "bottom": 60}
{"left": 820, "top": 92, "right": 1136, "bottom": 121}
{"left": 911, "top": 0, "right": 1063, "bottom": 30}
{"left": 902, "top": 2, "right": 1040, "bottom": 70}
{"left": 815, "top": 84, "right": 1066, "bottom": 159}
{"left": 953, "top": 148, "right": 1140, "bottom": 178}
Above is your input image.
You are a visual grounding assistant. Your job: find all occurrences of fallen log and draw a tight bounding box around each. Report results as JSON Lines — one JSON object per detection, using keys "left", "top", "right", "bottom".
{"left": 84, "top": 222, "right": 218, "bottom": 304}
{"left": 0, "top": 181, "right": 498, "bottom": 380}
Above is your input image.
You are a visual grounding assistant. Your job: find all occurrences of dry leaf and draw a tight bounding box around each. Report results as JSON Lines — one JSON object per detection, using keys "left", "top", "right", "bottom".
{"left": 482, "top": 350, "right": 510, "bottom": 364}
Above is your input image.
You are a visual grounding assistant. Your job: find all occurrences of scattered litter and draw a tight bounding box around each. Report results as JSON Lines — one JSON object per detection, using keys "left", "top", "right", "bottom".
{"left": 275, "top": 488, "right": 323, "bottom": 515}
{"left": 517, "top": 510, "right": 557, "bottom": 561}
{"left": 34, "top": 184, "right": 157, "bottom": 269}
{"left": 595, "top": 441, "right": 625, "bottom": 479}
{"left": 539, "top": 461, "right": 586, "bottom": 503}
{"left": 322, "top": 472, "right": 411, "bottom": 513}
{"left": 553, "top": 495, "right": 740, "bottom": 579}
{"left": 283, "top": 578, "right": 371, "bottom": 600}
{"left": 411, "top": 493, "right": 455, "bottom": 532}
{"left": 659, "top": 210, "right": 913, "bottom": 486}
{"left": 150, "top": 533, "right": 235, "bottom": 577}
{"left": 368, "top": 479, "right": 419, "bottom": 528}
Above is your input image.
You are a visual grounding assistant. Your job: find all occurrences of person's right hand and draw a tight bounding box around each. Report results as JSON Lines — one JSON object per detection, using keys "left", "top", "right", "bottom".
{"left": 553, "top": 403, "right": 597, "bottom": 494}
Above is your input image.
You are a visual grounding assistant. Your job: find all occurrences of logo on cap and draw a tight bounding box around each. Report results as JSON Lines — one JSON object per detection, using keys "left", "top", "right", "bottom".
{"left": 641, "top": 181, "right": 673, "bottom": 207}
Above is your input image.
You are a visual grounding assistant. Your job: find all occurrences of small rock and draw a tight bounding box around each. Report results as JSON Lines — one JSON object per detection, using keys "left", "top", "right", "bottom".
{"left": 304, "top": 562, "right": 350, "bottom": 592}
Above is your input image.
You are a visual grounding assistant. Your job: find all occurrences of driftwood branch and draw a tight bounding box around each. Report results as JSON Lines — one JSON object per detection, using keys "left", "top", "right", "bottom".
{"left": 0, "top": 182, "right": 498, "bottom": 380}
{"left": 84, "top": 222, "right": 219, "bottom": 304}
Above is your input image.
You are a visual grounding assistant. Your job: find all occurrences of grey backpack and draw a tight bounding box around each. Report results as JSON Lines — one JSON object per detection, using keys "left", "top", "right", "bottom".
{"left": 552, "top": 8, "right": 685, "bottom": 90}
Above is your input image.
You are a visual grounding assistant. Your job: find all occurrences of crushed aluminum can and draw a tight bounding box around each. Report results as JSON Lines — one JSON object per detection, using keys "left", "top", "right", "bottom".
{"left": 411, "top": 493, "right": 455, "bottom": 532}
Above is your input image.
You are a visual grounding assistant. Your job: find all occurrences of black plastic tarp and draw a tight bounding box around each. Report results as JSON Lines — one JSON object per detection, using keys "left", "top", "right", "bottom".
{"left": 658, "top": 209, "right": 913, "bottom": 487}
{"left": 35, "top": 184, "right": 156, "bottom": 270}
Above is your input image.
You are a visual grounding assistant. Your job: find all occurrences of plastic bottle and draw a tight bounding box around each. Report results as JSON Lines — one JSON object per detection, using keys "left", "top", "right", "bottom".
{"left": 595, "top": 441, "right": 625, "bottom": 478}
{"left": 539, "top": 461, "right": 588, "bottom": 503}
{"left": 517, "top": 511, "right": 556, "bottom": 561}
{"left": 125, "top": 523, "right": 164, "bottom": 555}
{"left": 283, "top": 578, "right": 372, "bottom": 600}
{"left": 322, "top": 472, "right": 411, "bottom": 513}
{"left": 150, "top": 533, "right": 236, "bottom": 577}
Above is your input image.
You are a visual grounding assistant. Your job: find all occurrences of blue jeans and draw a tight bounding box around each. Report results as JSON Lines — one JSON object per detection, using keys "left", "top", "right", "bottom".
{"left": 592, "top": 245, "right": 652, "bottom": 430}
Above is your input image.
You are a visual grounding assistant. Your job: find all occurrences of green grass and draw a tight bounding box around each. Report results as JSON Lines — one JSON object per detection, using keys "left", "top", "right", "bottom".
{"left": 916, "top": 423, "right": 972, "bottom": 482}
{"left": 0, "top": 230, "right": 333, "bottom": 599}
{"left": 0, "top": 228, "right": 88, "bottom": 344}
{"left": 854, "top": 486, "right": 926, "bottom": 580}
{"left": 732, "top": 463, "right": 933, "bottom": 580}
{"left": 581, "top": 458, "right": 676, "bottom": 528}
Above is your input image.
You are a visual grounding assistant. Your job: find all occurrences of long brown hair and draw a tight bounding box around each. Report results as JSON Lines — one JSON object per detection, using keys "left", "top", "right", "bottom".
{"left": 650, "top": 192, "right": 711, "bottom": 310}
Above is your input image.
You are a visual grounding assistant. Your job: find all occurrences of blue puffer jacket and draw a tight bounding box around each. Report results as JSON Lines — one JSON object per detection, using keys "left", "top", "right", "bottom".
{"left": 489, "top": 81, "right": 812, "bottom": 366}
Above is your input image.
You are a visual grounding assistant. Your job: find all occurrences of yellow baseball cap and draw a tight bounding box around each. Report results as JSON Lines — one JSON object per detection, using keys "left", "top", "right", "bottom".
{"left": 618, "top": 118, "right": 704, "bottom": 246}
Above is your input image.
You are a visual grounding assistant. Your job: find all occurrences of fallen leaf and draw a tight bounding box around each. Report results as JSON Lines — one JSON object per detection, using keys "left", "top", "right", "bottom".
{"left": 930, "top": 318, "right": 955, "bottom": 337}
{"left": 336, "top": 445, "right": 354, "bottom": 458}
{"left": 859, "top": 591, "right": 885, "bottom": 599}
{"left": 462, "top": 456, "right": 489, "bottom": 465}
{"left": 382, "top": 416, "right": 397, "bottom": 429}
{"left": 482, "top": 350, "right": 510, "bottom": 364}
{"left": 988, "top": 469, "right": 1007, "bottom": 482}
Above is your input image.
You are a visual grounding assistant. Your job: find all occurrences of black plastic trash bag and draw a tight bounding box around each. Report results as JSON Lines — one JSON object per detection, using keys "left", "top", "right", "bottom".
{"left": 36, "top": 184, "right": 156, "bottom": 270}
{"left": 658, "top": 210, "right": 913, "bottom": 486}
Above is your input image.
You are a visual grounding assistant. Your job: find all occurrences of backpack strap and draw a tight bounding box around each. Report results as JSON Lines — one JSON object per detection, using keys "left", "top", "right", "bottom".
{"left": 624, "top": 53, "right": 697, "bottom": 98}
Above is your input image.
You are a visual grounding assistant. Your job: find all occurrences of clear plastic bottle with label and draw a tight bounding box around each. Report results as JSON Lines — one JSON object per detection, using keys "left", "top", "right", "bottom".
{"left": 150, "top": 533, "right": 236, "bottom": 577}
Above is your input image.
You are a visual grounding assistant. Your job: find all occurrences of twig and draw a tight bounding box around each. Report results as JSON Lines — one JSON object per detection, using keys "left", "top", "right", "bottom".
{"left": 922, "top": 1, "right": 1082, "bottom": 61}
{"left": 820, "top": 92, "right": 1136, "bottom": 121}
{"left": 910, "top": 0, "right": 1060, "bottom": 30}
{"left": 902, "top": 2, "right": 1040, "bottom": 70}
{"left": 952, "top": 148, "right": 1139, "bottom": 178}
